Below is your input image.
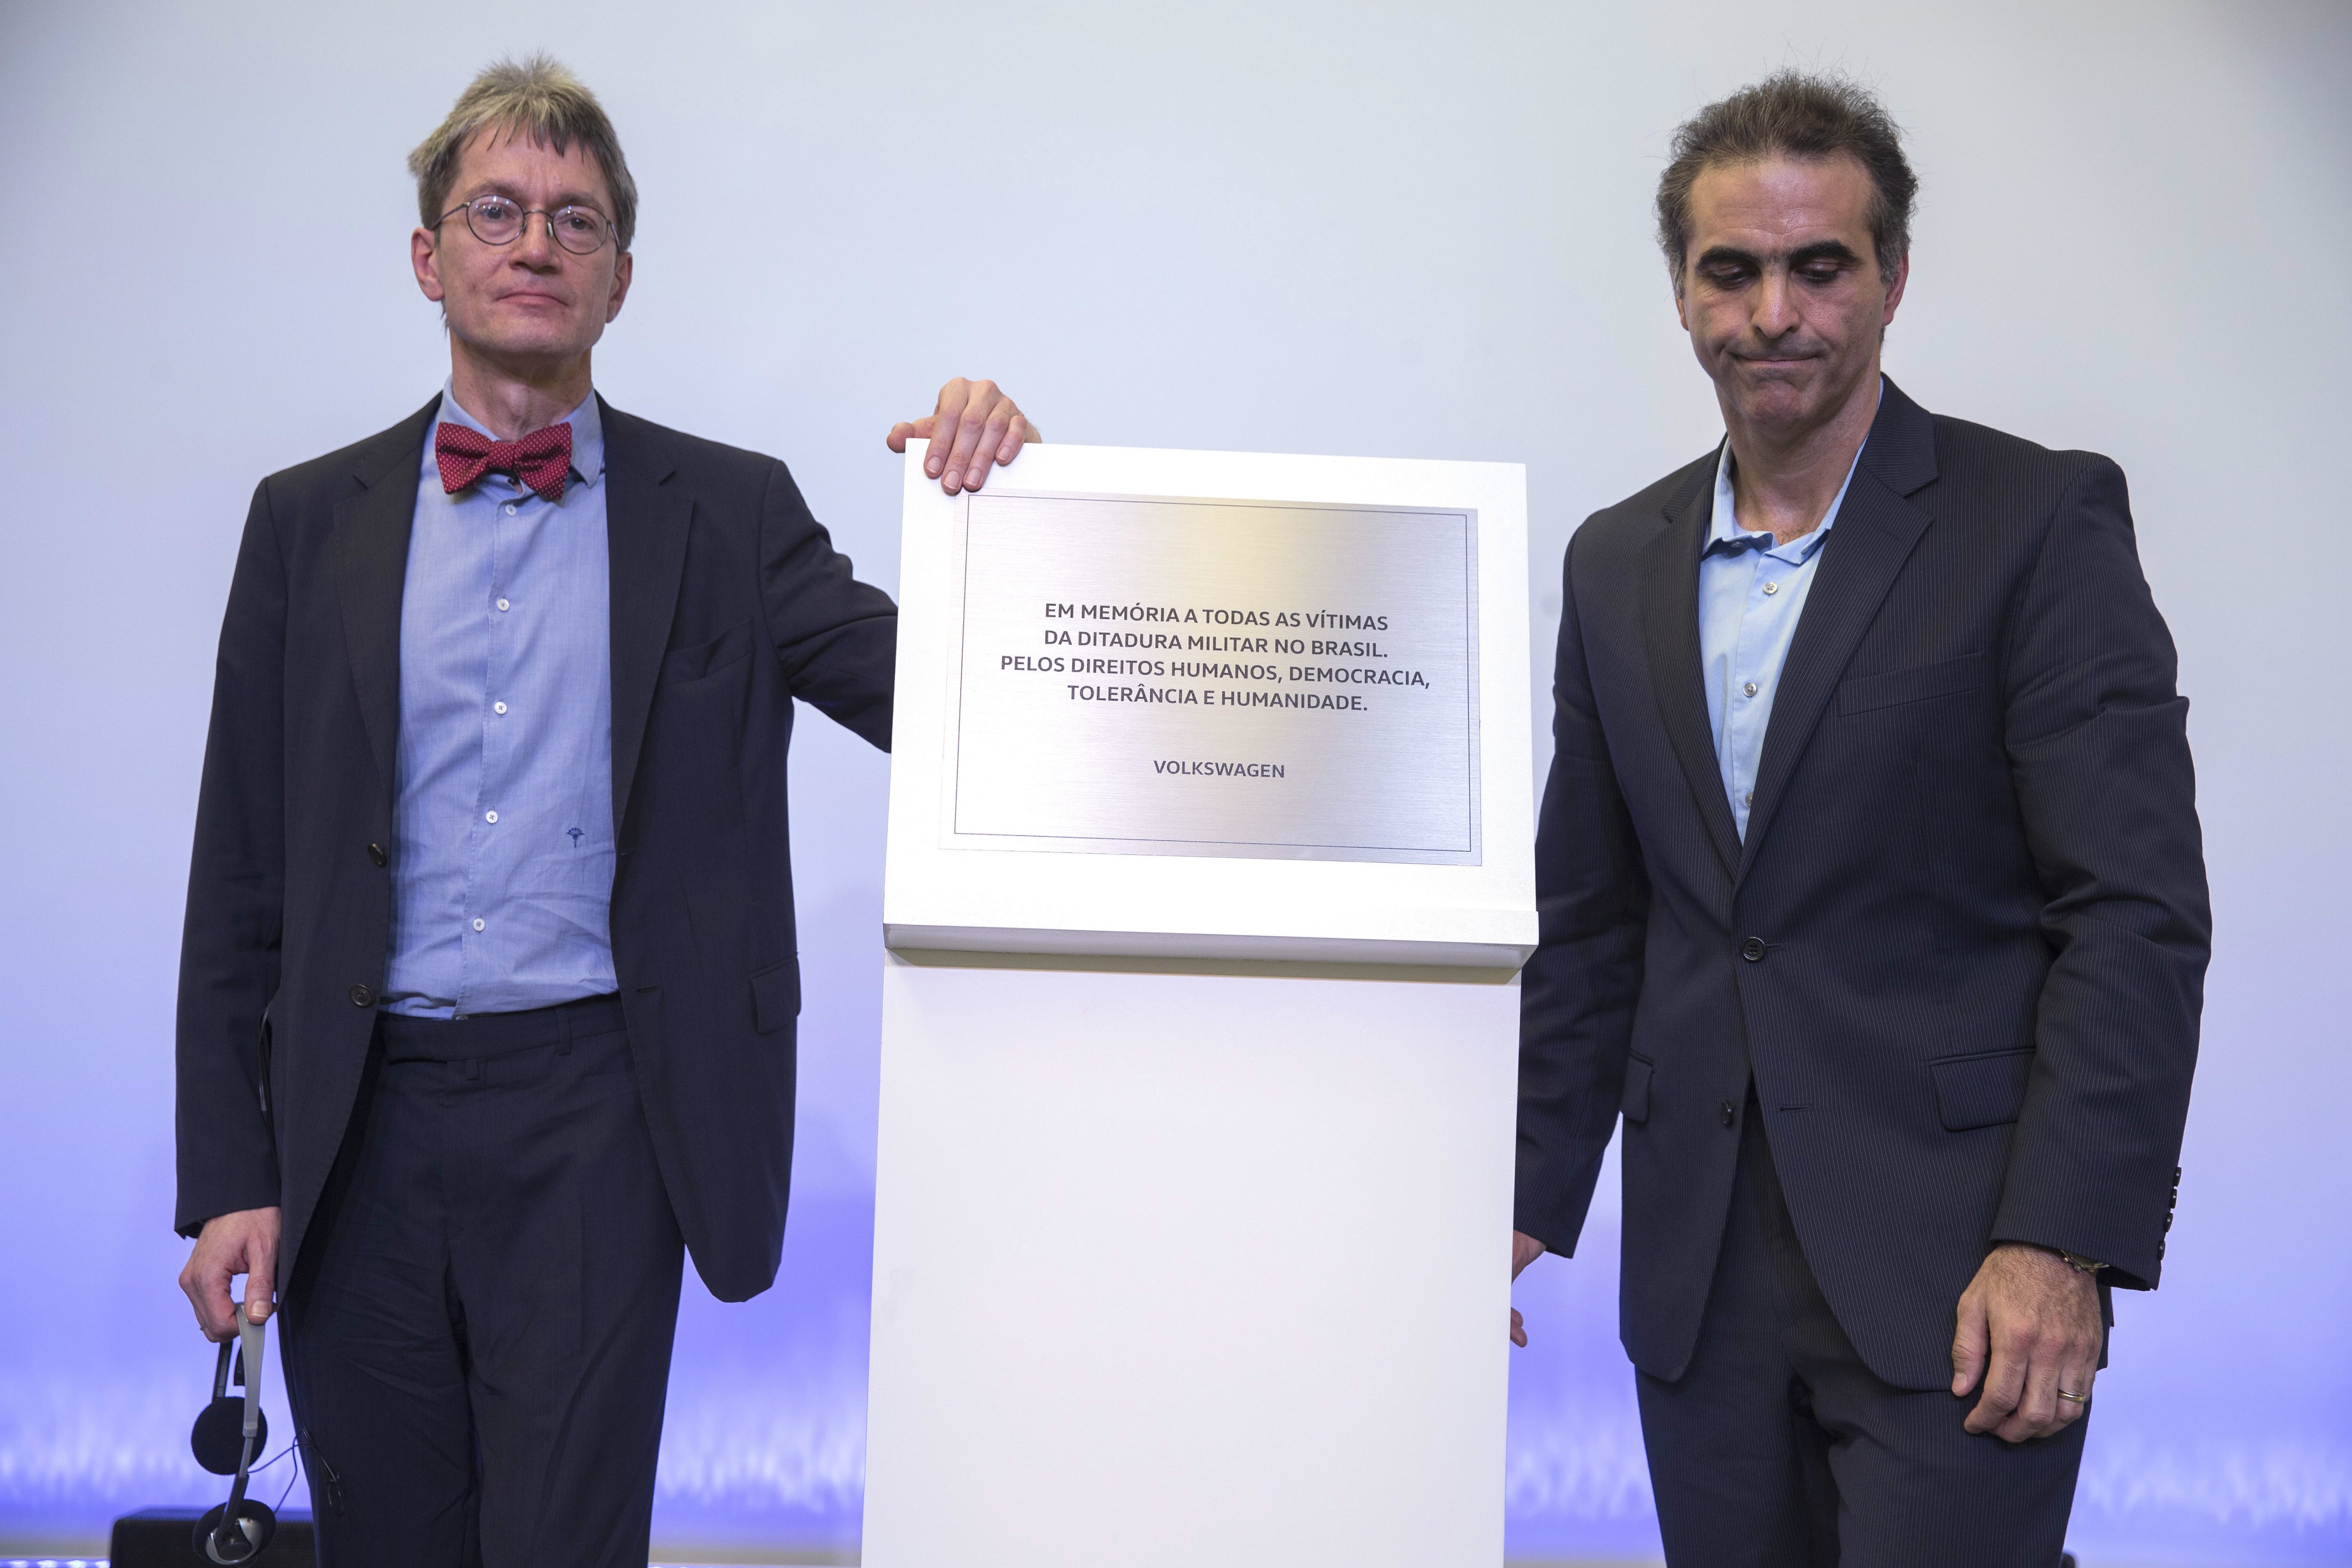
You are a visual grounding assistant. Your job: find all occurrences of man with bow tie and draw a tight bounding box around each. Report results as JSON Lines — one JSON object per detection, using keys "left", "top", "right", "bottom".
{"left": 171, "top": 56, "right": 1032, "bottom": 1566}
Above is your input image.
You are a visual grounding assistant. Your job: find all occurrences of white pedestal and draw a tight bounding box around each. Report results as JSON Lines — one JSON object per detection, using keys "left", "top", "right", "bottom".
{"left": 861, "top": 443, "right": 1534, "bottom": 1563}
{"left": 862, "top": 953, "right": 1519, "bottom": 1567}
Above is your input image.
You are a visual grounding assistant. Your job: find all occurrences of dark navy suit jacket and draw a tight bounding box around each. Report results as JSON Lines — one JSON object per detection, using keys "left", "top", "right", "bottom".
{"left": 1515, "top": 379, "right": 2209, "bottom": 1389}
{"left": 175, "top": 397, "right": 896, "bottom": 1303}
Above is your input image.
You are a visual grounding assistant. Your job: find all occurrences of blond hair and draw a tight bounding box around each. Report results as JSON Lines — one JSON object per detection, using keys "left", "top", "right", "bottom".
{"left": 407, "top": 55, "right": 638, "bottom": 251}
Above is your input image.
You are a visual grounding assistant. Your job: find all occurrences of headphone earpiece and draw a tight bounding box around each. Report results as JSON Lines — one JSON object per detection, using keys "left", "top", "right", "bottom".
{"left": 191, "top": 1333, "right": 270, "bottom": 1474}
{"left": 193, "top": 1496, "right": 278, "bottom": 1564}
{"left": 191, "top": 1393, "right": 263, "bottom": 1475}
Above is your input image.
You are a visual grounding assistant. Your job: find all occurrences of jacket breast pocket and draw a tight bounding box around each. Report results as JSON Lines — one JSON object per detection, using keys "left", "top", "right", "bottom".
{"left": 663, "top": 618, "right": 755, "bottom": 685}
{"left": 750, "top": 959, "right": 800, "bottom": 1035}
{"left": 1837, "top": 652, "right": 1983, "bottom": 716}
{"left": 1931, "top": 1047, "right": 2034, "bottom": 1131}
{"left": 1621, "top": 1054, "right": 1654, "bottom": 1125}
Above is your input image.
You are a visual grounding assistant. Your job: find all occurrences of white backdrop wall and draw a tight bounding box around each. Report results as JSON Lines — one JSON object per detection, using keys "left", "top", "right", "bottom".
{"left": 1, "top": 2, "right": 2345, "bottom": 1561}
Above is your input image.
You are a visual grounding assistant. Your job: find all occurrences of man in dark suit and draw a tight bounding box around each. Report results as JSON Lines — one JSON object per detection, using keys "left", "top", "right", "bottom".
{"left": 172, "top": 56, "right": 1034, "bottom": 1565}
{"left": 1509, "top": 73, "right": 2209, "bottom": 1565}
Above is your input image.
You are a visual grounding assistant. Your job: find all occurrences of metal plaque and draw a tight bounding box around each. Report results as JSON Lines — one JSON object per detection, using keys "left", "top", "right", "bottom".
{"left": 944, "top": 491, "right": 1480, "bottom": 865}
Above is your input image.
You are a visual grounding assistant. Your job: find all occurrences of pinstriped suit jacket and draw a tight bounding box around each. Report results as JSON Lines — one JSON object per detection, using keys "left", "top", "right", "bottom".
{"left": 1515, "top": 377, "right": 2209, "bottom": 1389}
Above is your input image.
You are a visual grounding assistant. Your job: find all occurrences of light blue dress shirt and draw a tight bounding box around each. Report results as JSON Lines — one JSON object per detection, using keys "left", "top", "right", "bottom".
{"left": 380, "top": 385, "right": 618, "bottom": 1018}
{"left": 1698, "top": 410, "right": 1870, "bottom": 840}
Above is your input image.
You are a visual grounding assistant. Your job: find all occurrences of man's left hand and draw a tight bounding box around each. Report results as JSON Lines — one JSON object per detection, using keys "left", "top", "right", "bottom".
{"left": 1951, "top": 1242, "right": 2103, "bottom": 1442}
{"left": 888, "top": 378, "right": 1039, "bottom": 494}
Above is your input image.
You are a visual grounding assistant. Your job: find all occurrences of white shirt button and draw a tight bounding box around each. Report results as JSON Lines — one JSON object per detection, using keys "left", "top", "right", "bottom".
{"left": 503, "top": 503, "right": 517, "bottom": 516}
{"left": 1762, "top": 581, "right": 1779, "bottom": 596}
{"left": 485, "top": 810, "right": 499, "bottom": 823}
{"left": 494, "top": 701, "right": 508, "bottom": 715}
{"left": 1743, "top": 681, "right": 1759, "bottom": 698}
{"left": 496, "top": 598, "right": 510, "bottom": 612}
{"left": 472, "top": 918, "right": 485, "bottom": 931}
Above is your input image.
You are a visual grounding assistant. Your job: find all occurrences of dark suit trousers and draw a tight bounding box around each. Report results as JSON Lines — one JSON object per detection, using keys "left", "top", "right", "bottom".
{"left": 280, "top": 996, "right": 684, "bottom": 1568}
{"left": 1637, "top": 1092, "right": 2086, "bottom": 1568}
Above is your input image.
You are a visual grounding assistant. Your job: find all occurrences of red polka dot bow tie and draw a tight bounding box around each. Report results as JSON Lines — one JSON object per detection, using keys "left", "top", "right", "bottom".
{"left": 435, "top": 420, "right": 574, "bottom": 503}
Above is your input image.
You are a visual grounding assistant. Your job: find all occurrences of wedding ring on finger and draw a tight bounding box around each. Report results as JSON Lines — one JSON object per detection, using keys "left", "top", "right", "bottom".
{"left": 2056, "top": 1387, "right": 2090, "bottom": 1405}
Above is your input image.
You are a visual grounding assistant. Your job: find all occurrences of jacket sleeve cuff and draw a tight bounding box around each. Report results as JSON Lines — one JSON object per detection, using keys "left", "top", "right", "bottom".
{"left": 1515, "top": 1152, "right": 1606, "bottom": 1260}
{"left": 175, "top": 1170, "right": 282, "bottom": 1240}
{"left": 1987, "top": 1207, "right": 2158, "bottom": 1292}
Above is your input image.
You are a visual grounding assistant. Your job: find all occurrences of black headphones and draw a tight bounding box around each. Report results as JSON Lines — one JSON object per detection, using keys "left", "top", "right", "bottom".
{"left": 189, "top": 1306, "right": 277, "bottom": 1563}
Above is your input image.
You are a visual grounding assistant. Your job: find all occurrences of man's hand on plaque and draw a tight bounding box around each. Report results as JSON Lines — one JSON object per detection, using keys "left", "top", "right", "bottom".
{"left": 1510, "top": 1228, "right": 1545, "bottom": 1347}
{"left": 887, "top": 377, "right": 1040, "bottom": 495}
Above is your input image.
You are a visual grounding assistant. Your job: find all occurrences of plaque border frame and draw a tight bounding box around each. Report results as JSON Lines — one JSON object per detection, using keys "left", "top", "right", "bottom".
{"left": 883, "top": 442, "right": 1536, "bottom": 969}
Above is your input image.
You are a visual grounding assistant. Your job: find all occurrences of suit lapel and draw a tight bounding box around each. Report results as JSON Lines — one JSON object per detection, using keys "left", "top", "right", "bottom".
{"left": 334, "top": 399, "right": 438, "bottom": 800}
{"left": 1640, "top": 452, "right": 1743, "bottom": 881}
{"left": 598, "top": 398, "right": 692, "bottom": 842}
{"left": 1735, "top": 379, "right": 1940, "bottom": 882}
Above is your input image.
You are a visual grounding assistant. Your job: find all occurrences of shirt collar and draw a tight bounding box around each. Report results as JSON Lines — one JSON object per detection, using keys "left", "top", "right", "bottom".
{"left": 428, "top": 380, "right": 605, "bottom": 494}
{"left": 1706, "top": 376, "right": 1879, "bottom": 565}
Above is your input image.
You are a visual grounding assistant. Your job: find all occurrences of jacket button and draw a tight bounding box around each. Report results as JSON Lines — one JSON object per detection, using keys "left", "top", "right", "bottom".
{"left": 1740, "top": 937, "right": 1768, "bottom": 963}
{"left": 368, "top": 842, "right": 388, "bottom": 867}
{"left": 2163, "top": 1213, "right": 2173, "bottom": 1232}
{"left": 1720, "top": 1099, "right": 1736, "bottom": 1128}
{"left": 349, "top": 984, "right": 375, "bottom": 1007}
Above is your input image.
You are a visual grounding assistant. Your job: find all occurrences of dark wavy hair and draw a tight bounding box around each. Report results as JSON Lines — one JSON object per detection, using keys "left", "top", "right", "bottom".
{"left": 1656, "top": 71, "right": 1917, "bottom": 288}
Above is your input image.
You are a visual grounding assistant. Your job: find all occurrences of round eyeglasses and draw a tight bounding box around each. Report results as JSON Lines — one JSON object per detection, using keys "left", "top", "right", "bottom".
{"left": 436, "top": 194, "right": 615, "bottom": 255}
